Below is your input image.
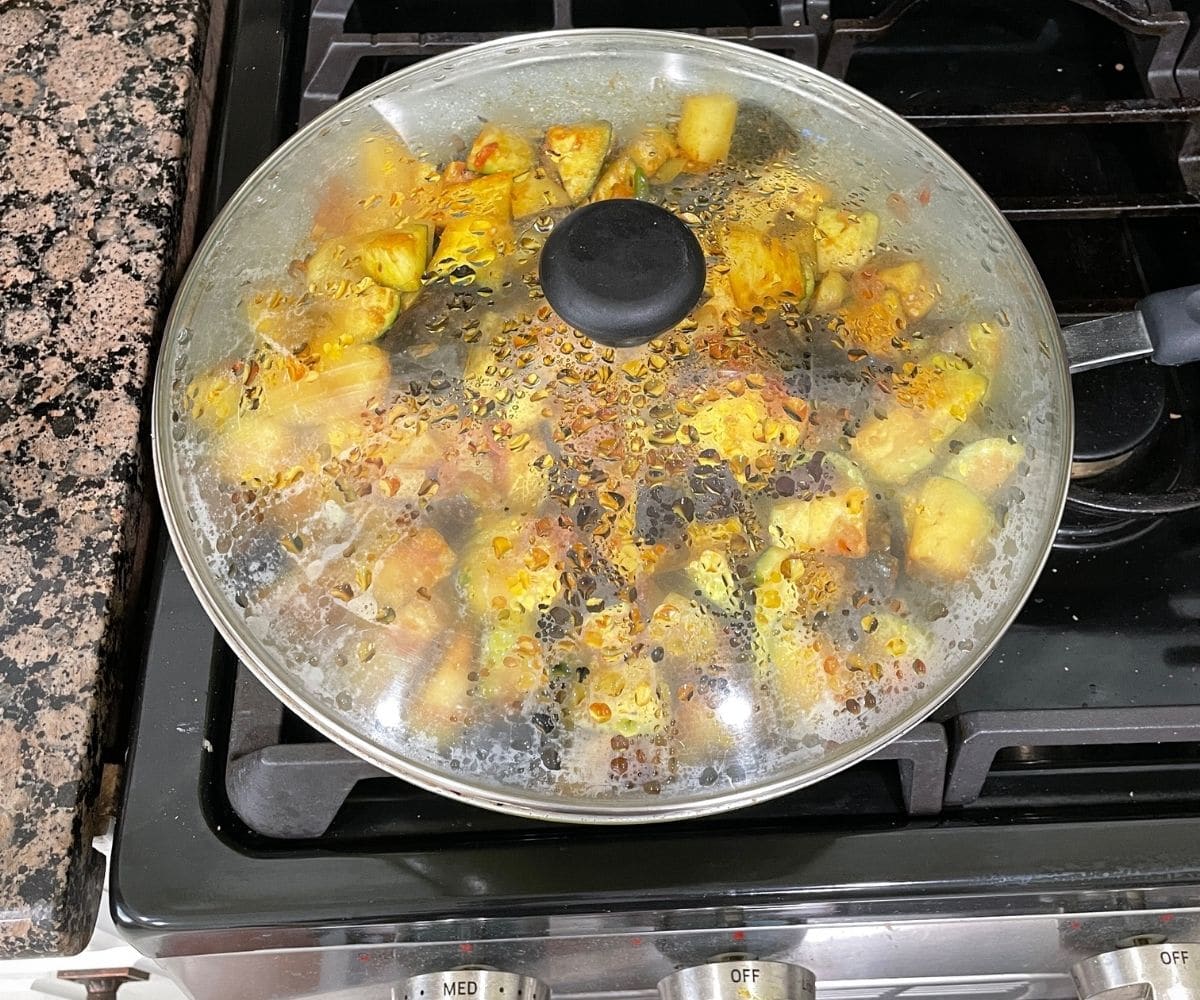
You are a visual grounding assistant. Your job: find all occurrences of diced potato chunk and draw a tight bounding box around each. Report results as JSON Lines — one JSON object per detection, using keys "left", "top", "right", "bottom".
{"left": 356, "top": 223, "right": 431, "bottom": 292}
{"left": 754, "top": 623, "right": 849, "bottom": 715}
{"left": 510, "top": 170, "right": 572, "bottom": 218}
{"left": 753, "top": 546, "right": 803, "bottom": 624}
{"left": 373, "top": 526, "right": 455, "bottom": 612}
{"left": 627, "top": 125, "right": 678, "bottom": 178}
{"left": 722, "top": 166, "right": 831, "bottom": 230}
{"left": 768, "top": 487, "right": 870, "bottom": 558}
{"left": 676, "top": 93, "right": 738, "bottom": 165}
{"left": 850, "top": 406, "right": 947, "bottom": 486}
{"left": 686, "top": 515, "right": 750, "bottom": 553}
{"left": 722, "top": 224, "right": 814, "bottom": 311}
{"left": 686, "top": 549, "right": 741, "bottom": 612}
{"left": 815, "top": 207, "right": 879, "bottom": 273}
{"left": 942, "top": 437, "right": 1024, "bottom": 498}
{"left": 968, "top": 320, "right": 1004, "bottom": 376}
{"left": 877, "top": 260, "right": 938, "bottom": 319}
{"left": 648, "top": 593, "right": 719, "bottom": 660}
{"left": 544, "top": 121, "right": 612, "bottom": 203}
{"left": 467, "top": 124, "right": 535, "bottom": 175}
{"left": 902, "top": 475, "right": 995, "bottom": 581}
{"left": 811, "top": 271, "right": 848, "bottom": 312}
{"left": 578, "top": 602, "right": 641, "bottom": 663}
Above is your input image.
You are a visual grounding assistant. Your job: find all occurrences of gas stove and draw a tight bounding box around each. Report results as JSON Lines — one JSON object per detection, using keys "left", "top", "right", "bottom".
{"left": 112, "top": 2, "right": 1200, "bottom": 998}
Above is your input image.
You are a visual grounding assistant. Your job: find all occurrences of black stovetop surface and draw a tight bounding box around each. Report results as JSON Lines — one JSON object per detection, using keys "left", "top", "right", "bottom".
{"left": 112, "top": 0, "right": 1200, "bottom": 943}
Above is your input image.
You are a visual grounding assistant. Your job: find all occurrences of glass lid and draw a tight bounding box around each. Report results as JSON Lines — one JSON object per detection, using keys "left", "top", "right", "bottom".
{"left": 154, "top": 31, "right": 1070, "bottom": 821}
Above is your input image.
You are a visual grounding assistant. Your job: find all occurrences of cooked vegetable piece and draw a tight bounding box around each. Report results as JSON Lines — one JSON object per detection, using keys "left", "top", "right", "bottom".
{"left": 967, "top": 320, "right": 1004, "bottom": 375}
{"left": 432, "top": 217, "right": 509, "bottom": 282}
{"left": 850, "top": 406, "right": 947, "bottom": 486}
{"left": 723, "top": 165, "right": 831, "bottom": 230}
{"left": 303, "top": 236, "right": 405, "bottom": 344}
{"left": 627, "top": 125, "right": 679, "bottom": 178}
{"left": 648, "top": 593, "right": 719, "bottom": 660}
{"left": 467, "top": 124, "right": 535, "bottom": 175}
{"left": 686, "top": 515, "right": 751, "bottom": 553}
{"left": 815, "top": 207, "right": 879, "bottom": 273}
{"left": 768, "top": 486, "right": 870, "bottom": 558}
{"left": 836, "top": 287, "right": 908, "bottom": 358}
{"left": 373, "top": 526, "right": 456, "bottom": 614}
{"left": 590, "top": 155, "right": 637, "bottom": 202}
{"left": 902, "top": 475, "right": 995, "bottom": 580}
{"left": 877, "top": 260, "right": 938, "bottom": 319}
{"left": 477, "top": 618, "right": 546, "bottom": 702}
{"left": 576, "top": 659, "right": 666, "bottom": 737}
{"left": 676, "top": 93, "right": 738, "bottom": 165}
{"left": 864, "top": 612, "right": 930, "bottom": 667}
{"left": 722, "top": 224, "right": 814, "bottom": 311}
{"left": 689, "top": 387, "right": 807, "bottom": 461}
{"left": 755, "top": 623, "right": 848, "bottom": 716}
{"left": 413, "top": 632, "right": 476, "bottom": 737}
{"left": 458, "top": 518, "right": 561, "bottom": 616}
{"left": 187, "top": 366, "right": 243, "bottom": 430}
{"left": 753, "top": 546, "right": 803, "bottom": 622}
{"left": 437, "top": 172, "right": 514, "bottom": 223}
{"left": 810, "top": 271, "right": 848, "bottom": 312}
{"left": 685, "top": 549, "right": 741, "bottom": 612}
{"left": 357, "top": 223, "right": 432, "bottom": 292}
{"left": 942, "top": 437, "right": 1024, "bottom": 498}
{"left": 893, "top": 354, "right": 988, "bottom": 422}
{"left": 270, "top": 343, "right": 391, "bottom": 426}
{"left": 544, "top": 121, "right": 612, "bottom": 203}
{"left": 510, "top": 170, "right": 572, "bottom": 218}
{"left": 214, "top": 414, "right": 293, "bottom": 486}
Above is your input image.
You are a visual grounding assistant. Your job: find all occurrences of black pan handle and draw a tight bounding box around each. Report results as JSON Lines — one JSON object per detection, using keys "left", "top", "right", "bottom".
{"left": 1062, "top": 284, "right": 1200, "bottom": 374}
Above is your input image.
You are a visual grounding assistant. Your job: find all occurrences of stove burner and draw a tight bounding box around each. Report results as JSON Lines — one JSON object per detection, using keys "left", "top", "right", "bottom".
{"left": 1069, "top": 360, "right": 1166, "bottom": 480}
{"left": 1056, "top": 367, "right": 1200, "bottom": 549}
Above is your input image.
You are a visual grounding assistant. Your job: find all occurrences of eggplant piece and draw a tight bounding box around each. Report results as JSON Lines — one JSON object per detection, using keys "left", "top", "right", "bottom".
{"left": 510, "top": 169, "right": 572, "bottom": 218}
{"left": 357, "top": 223, "right": 432, "bottom": 293}
{"left": 543, "top": 121, "right": 612, "bottom": 203}
{"left": 647, "top": 593, "right": 719, "bottom": 661}
{"left": 728, "top": 102, "right": 800, "bottom": 166}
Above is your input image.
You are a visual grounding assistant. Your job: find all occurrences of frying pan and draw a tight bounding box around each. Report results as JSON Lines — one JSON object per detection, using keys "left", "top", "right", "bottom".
{"left": 152, "top": 30, "right": 1200, "bottom": 822}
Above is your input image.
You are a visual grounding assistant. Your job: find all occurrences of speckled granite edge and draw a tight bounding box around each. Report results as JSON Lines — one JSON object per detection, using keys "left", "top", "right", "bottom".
{"left": 0, "top": 0, "right": 217, "bottom": 956}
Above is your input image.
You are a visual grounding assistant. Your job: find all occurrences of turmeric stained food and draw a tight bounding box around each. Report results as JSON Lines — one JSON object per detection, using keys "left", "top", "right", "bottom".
{"left": 182, "top": 93, "right": 1025, "bottom": 793}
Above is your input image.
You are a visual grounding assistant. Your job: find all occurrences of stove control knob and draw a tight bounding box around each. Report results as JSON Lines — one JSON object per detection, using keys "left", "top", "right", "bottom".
{"left": 1073, "top": 944, "right": 1200, "bottom": 1000}
{"left": 402, "top": 968, "right": 551, "bottom": 1000}
{"left": 659, "top": 959, "right": 816, "bottom": 1000}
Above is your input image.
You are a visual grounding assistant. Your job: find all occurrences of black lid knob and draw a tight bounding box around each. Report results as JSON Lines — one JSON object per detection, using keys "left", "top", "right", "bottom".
{"left": 539, "top": 199, "right": 706, "bottom": 349}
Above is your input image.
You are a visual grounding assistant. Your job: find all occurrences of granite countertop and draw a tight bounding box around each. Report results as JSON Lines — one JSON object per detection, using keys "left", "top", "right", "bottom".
{"left": 0, "top": 0, "right": 217, "bottom": 957}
